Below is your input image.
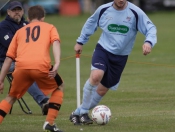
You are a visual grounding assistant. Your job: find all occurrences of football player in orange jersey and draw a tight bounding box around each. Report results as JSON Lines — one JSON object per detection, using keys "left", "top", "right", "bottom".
{"left": 0, "top": 0, "right": 50, "bottom": 115}
{"left": 0, "top": 5, "right": 64, "bottom": 132}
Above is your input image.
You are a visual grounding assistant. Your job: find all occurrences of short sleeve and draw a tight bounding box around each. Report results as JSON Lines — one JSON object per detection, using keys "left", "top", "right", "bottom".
{"left": 50, "top": 26, "right": 60, "bottom": 44}
{"left": 6, "top": 31, "right": 18, "bottom": 60}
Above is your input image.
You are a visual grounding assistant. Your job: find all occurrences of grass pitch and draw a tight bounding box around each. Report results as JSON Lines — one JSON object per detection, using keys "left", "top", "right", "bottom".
{"left": 0, "top": 11, "right": 175, "bottom": 132}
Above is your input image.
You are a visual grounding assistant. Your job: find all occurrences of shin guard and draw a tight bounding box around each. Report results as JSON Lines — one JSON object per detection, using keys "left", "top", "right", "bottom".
{"left": 46, "top": 90, "right": 63, "bottom": 125}
{"left": 0, "top": 100, "right": 12, "bottom": 124}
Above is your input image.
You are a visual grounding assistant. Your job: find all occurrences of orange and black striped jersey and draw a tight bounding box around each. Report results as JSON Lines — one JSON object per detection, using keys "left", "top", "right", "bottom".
{"left": 6, "top": 21, "right": 60, "bottom": 73}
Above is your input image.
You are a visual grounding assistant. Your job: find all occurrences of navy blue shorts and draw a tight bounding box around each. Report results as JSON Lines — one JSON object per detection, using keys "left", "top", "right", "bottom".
{"left": 92, "top": 44, "right": 128, "bottom": 88}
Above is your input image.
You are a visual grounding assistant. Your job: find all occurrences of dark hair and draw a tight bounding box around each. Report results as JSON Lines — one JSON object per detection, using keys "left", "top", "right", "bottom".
{"left": 28, "top": 5, "right": 45, "bottom": 21}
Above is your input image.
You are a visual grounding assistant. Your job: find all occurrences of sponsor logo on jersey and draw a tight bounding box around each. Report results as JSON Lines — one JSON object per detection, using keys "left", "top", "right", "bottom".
{"left": 147, "top": 21, "right": 151, "bottom": 24}
{"left": 123, "top": 16, "right": 132, "bottom": 24}
{"left": 108, "top": 24, "right": 129, "bottom": 33}
{"left": 126, "top": 16, "right": 131, "bottom": 21}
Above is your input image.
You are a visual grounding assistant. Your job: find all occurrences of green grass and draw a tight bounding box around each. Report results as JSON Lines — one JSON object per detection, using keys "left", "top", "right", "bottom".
{"left": 0, "top": 11, "right": 175, "bottom": 132}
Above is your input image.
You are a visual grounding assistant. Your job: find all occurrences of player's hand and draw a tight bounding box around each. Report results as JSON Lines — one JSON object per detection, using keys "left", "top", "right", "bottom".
{"left": 74, "top": 43, "right": 83, "bottom": 54}
{"left": 0, "top": 81, "right": 4, "bottom": 94}
{"left": 48, "top": 70, "right": 57, "bottom": 79}
{"left": 48, "top": 65, "right": 59, "bottom": 79}
{"left": 142, "top": 42, "right": 152, "bottom": 55}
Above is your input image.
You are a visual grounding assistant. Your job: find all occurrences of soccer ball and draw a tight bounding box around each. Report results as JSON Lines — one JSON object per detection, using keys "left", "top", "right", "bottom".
{"left": 91, "top": 105, "right": 111, "bottom": 125}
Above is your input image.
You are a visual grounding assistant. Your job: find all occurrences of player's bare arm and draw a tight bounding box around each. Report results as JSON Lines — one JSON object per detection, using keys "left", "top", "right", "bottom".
{"left": 48, "top": 40, "right": 60, "bottom": 79}
{"left": 0, "top": 57, "right": 13, "bottom": 93}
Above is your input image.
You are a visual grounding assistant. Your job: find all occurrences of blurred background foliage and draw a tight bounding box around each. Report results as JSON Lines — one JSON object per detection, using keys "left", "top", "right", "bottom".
{"left": 0, "top": 0, "right": 175, "bottom": 17}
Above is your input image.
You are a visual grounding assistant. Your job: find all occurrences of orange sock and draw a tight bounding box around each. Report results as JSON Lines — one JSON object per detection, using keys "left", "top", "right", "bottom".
{"left": 46, "top": 90, "right": 63, "bottom": 125}
{"left": 0, "top": 100, "right": 12, "bottom": 124}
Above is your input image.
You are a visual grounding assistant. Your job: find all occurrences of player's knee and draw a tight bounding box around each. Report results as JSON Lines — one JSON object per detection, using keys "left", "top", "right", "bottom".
{"left": 90, "top": 76, "right": 101, "bottom": 85}
{"left": 49, "top": 103, "right": 61, "bottom": 111}
{"left": 49, "top": 89, "right": 63, "bottom": 111}
{"left": 50, "top": 89, "right": 63, "bottom": 105}
{"left": 90, "top": 70, "right": 104, "bottom": 85}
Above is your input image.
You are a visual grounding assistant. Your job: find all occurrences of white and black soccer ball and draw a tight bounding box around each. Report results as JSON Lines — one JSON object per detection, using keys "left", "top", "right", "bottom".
{"left": 91, "top": 105, "right": 111, "bottom": 125}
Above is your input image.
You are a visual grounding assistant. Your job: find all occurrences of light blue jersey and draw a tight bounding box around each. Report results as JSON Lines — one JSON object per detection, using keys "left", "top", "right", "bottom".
{"left": 77, "top": 2, "right": 157, "bottom": 55}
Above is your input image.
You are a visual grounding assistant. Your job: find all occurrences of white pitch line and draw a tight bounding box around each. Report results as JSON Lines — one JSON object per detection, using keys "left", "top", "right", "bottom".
{"left": 3, "top": 112, "right": 175, "bottom": 123}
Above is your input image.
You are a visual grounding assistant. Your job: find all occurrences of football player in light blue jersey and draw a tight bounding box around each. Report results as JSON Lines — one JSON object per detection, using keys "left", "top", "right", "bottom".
{"left": 70, "top": 0, "right": 157, "bottom": 125}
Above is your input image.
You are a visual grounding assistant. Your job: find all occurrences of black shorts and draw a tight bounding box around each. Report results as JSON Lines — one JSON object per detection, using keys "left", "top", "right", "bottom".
{"left": 92, "top": 44, "right": 128, "bottom": 88}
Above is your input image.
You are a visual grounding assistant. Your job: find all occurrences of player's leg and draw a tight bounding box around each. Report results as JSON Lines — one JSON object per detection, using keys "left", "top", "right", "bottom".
{"left": 0, "top": 69, "right": 33, "bottom": 124}
{"left": 79, "top": 70, "right": 104, "bottom": 125}
{"left": 43, "top": 86, "right": 63, "bottom": 132}
{"left": 70, "top": 44, "right": 107, "bottom": 125}
{"left": 0, "top": 96, "right": 16, "bottom": 124}
{"left": 0, "top": 61, "right": 16, "bottom": 122}
{"left": 70, "top": 78, "right": 98, "bottom": 125}
{"left": 32, "top": 70, "right": 64, "bottom": 132}
{"left": 10, "top": 62, "right": 49, "bottom": 111}
{"left": 89, "top": 83, "right": 108, "bottom": 110}
{"left": 79, "top": 45, "right": 108, "bottom": 124}
{"left": 11, "top": 62, "right": 49, "bottom": 115}
{"left": 2, "top": 61, "right": 49, "bottom": 115}
{"left": 89, "top": 52, "right": 128, "bottom": 110}
{"left": 89, "top": 83, "right": 119, "bottom": 110}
